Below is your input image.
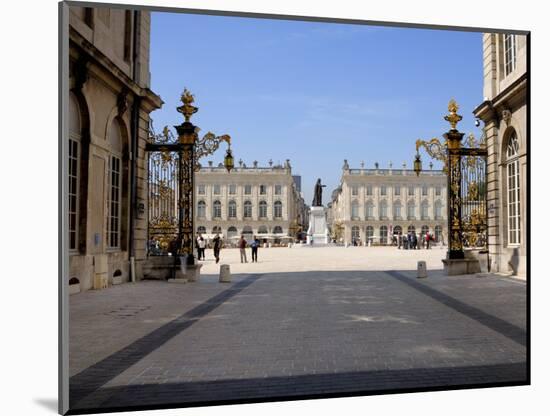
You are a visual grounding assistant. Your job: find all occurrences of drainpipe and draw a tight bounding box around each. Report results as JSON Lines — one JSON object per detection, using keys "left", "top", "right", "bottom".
{"left": 129, "top": 10, "right": 142, "bottom": 282}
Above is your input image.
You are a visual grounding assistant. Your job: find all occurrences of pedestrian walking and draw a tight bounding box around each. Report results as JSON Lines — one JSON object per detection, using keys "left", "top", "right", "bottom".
{"left": 238, "top": 235, "right": 248, "bottom": 263}
{"left": 212, "top": 232, "right": 222, "bottom": 264}
{"left": 398, "top": 232, "right": 402, "bottom": 249}
{"left": 251, "top": 235, "right": 259, "bottom": 262}
{"left": 197, "top": 234, "right": 206, "bottom": 260}
{"left": 426, "top": 231, "right": 431, "bottom": 249}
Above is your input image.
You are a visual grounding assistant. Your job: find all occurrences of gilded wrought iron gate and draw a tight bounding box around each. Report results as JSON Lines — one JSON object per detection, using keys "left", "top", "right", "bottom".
{"left": 447, "top": 131, "right": 488, "bottom": 259}
{"left": 460, "top": 136, "right": 488, "bottom": 250}
{"left": 146, "top": 125, "right": 179, "bottom": 256}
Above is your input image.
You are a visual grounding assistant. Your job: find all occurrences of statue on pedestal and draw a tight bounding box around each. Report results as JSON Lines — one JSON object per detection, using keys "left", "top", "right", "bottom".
{"left": 312, "top": 178, "right": 326, "bottom": 207}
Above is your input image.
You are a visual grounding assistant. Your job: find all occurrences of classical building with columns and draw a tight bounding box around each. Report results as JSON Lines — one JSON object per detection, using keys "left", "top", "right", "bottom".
{"left": 329, "top": 161, "right": 447, "bottom": 245}
{"left": 67, "top": 4, "right": 162, "bottom": 291}
{"left": 474, "top": 32, "right": 528, "bottom": 275}
{"left": 194, "top": 160, "right": 308, "bottom": 245}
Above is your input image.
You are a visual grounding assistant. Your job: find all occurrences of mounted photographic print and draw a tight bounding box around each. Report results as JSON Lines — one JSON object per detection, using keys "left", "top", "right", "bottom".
{"left": 59, "top": 1, "right": 529, "bottom": 414}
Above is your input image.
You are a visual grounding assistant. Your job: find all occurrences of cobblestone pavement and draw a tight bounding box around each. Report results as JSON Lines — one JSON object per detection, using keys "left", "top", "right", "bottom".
{"left": 69, "top": 248, "right": 527, "bottom": 412}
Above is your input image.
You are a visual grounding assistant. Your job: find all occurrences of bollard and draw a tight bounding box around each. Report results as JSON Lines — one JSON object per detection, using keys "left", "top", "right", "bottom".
{"left": 417, "top": 261, "right": 427, "bottom": 278}
{"left": 219, "top": 264, "right": 231, "bottom": 283}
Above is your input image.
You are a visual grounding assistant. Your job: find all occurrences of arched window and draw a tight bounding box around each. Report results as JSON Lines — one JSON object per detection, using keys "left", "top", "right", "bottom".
{"left": 244, "top": 200, "right": 252, "bottom": 218}
{"left": 107, "top": 118, "right": 124, "bottom": 249}
{"left": 228, "top": 200, "right": 237, "bottom": 218}
{"left": 227, "top": 226, "right": 238, "bottom": 239}
{"left": 274, "top": 201, "right": 283, "bottom": 218}
{"left": 421, "top": 225, "right": 429, "bottom": 236}
{"left": 68, "top": 93, "right": 81, "bottom": 251}
{"left": 379, "top": 225, "right": 388, "bottom": 245}
{"left": 407, "top": 201, "right": 415, "bottom": 219}
{"left": 421, "top": 200, "right": 429, "bottom": 220}
{"left": 435, "top": 225, "right": 442, "bottom": 242}
{"left": 197, "top": 200, "right": 206, "bottom": 218}
{"left": 242, "top": 225, "right": 253, "bottom": 240}
{"left": 379, "top": 200, "right": 388, "bottom": 219}
{"left": 258, "top": 225, "right": 268, "bottom": 234}
{"left": 366, "top": 226, "right": 374, "bottom": 239}
{"left": 351, "top": 226, "right": 360, "bottom": 241}
{"left": 273, "top": 226, "right": 283, "bottom": 234}
{"left": 197, "top": 226, "right": 206, "bottom": 234}
{"left": 213, "top": 200, "right": 222, "bottom": 218}
{"left": 506, "top": 131, "right": 521, "bottom": 245}
{"left": 351, "top": 200, "right": 359, "bottom": 220}
{"left": 259, "top": 200, "right": 267, "bottom": 218}
{"left": 393, "top": 201, "right": 402, "bottom": 219}
{"left": 212, "top": 226, "right": 222, "bottom": 234}
{"left": 408, "top": 225, "right": 416, "bottom": 234}
{"left": 394, "top": 225, "right": 402, "bottom": 235}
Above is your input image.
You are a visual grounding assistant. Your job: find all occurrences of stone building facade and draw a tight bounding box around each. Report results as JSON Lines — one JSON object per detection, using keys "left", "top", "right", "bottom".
{"left": 474, "top": 33, "right": 528, "bottom": 276}
{"left": 329, "top": 162, "right": 447, "bottom": 245}
{"left": 194, "top": 160, "right": 307, "bottom": 244}
{"left": 68, "top": 5, "right": 162, "bottom": 291}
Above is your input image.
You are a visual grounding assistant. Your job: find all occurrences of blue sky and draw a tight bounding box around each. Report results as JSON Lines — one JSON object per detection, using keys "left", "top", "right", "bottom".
{"left": 150, "top": 12, "right": 484, "bottom": 205}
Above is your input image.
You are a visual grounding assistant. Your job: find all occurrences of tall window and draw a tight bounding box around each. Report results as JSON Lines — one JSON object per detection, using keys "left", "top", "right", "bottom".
{"left": 229, "top": 184, "right": 236, "bottom": 195}
{"left": 197, "top": 200, "right": 206, "bottom": 218}
{"left": 394, "top": 185, "right": 401, "bottom": 196}
{"left": 259, "top": 184, "right": 267, "bottom": 195}
{"left": 507, "top": 132, "right": 521, "bottom": 245}
{"left": 68, "top": 94, "right": 81, "bottom": 251}
{"left": 213, "top": 184, "right": 221, "bottom": 195}
{"left": 365, "top": 201, "right": 374, "bottom": 219}
{"left": 108, "top": 155, "right": 121, "bottom": 248}
{"left": 274, "top": 201, "right": 282, "bottom": 218}
{"left": 504, "top": 34, "right": 517, "bottom": 76}
{"left": 351, "top": 200, "right": 359, "bottom": 219}
{"left": 351, "top": 226, "right": 360, "bottom": 241}
{"left": 422, "top": 185, "right": 428, "bottom": 196}
{"left": 408, "top": 186, "right": 415, "bottom": 196}
{"left": 393, "top": 202, "right": 401, "bottom": 219}
{"left": 379, "top": 226, "right": 388, "bottom": 245}
{"left": 198, "top": 184, "right": 206, "bottom": 195}
{"left": 421, "top": 201, "right": 429, "bottom": 219}
{"left": 380, "top": 185, "right": 387, "bottom": 196}
{"left": 244, "top": 200, "right": 252, "bottom": 218}
{"left": 107, "top": 119, "right": 123, "bottom": 249}
{"left": 435, "top": 201, "right": 442, "bottom": 219}
{"left": 274, "top": 185, "right": 282, "bottom": 195}
{"left": 407, "top": 202, "right": 415, "bottom": 219}
{"left": 213, "top": 200, "right": 222, "bottom": 218}
{"left": 379, "top": 201, "right": 388, "bottom": 219}
{"left": 228, "top": 200, "right": 237, "bottom": 218}
{"left": 351, "top": 185, "right": 359, "bottom": 196}
{"left": 366, "top": 185, "right": 373, "bottom": 196}
{"left": 259, "top": 201, "right": 267, "bottom": 218}
{"left": 244, "top": 184, "right": 252, "bottom": 195}
{"left": 435, "top": 186, "right": 441, "bottom": 196}
{"left": 123, "top": 10, "right": 132, "bottom": 62}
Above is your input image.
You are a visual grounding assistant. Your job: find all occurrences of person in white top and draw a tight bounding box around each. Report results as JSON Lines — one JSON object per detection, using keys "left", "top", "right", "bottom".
{"left": 196, "top": 233, "right": 206, "bottom": 260}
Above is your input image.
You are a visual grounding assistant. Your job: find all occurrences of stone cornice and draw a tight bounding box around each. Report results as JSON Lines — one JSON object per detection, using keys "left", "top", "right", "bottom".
{"left": 69, "top": 26, "right": 163, "bottom": 111}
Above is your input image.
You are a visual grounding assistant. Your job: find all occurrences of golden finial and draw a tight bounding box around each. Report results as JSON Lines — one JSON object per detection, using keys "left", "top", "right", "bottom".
{"left": 177, "top": 88, "right": 198, "bottom": 122}
{"left": 444, "top": 98, "right": 462, "bottom": 130}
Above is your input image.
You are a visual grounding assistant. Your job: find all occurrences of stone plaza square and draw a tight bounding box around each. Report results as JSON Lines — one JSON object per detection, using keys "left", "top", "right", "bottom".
{"left": 69, "top": 247, "right": 526, "bottom": 411}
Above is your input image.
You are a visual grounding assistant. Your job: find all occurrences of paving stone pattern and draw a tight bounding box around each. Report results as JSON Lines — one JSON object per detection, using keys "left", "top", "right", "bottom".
{"left": 69, "top": 264, "right": 526, "bottom": 412}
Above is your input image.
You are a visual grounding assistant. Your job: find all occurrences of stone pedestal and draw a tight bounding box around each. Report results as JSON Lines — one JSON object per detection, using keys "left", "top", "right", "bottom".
{"left": 442, "top": 258, "right": 481, "bottom": 275}
{"left": 306, "top": 206, "right": 329, "bottom": 245}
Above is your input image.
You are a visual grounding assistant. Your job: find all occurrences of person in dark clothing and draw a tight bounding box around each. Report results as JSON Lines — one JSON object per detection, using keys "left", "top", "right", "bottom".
{"left": 212, "top": 233, "right": 222, "bottom": 264}
{"left": 250, "top": 235, "right": 260, "bottom": 263}
{"left": 238, "top": 235, "right": 248, "bottom": 263}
